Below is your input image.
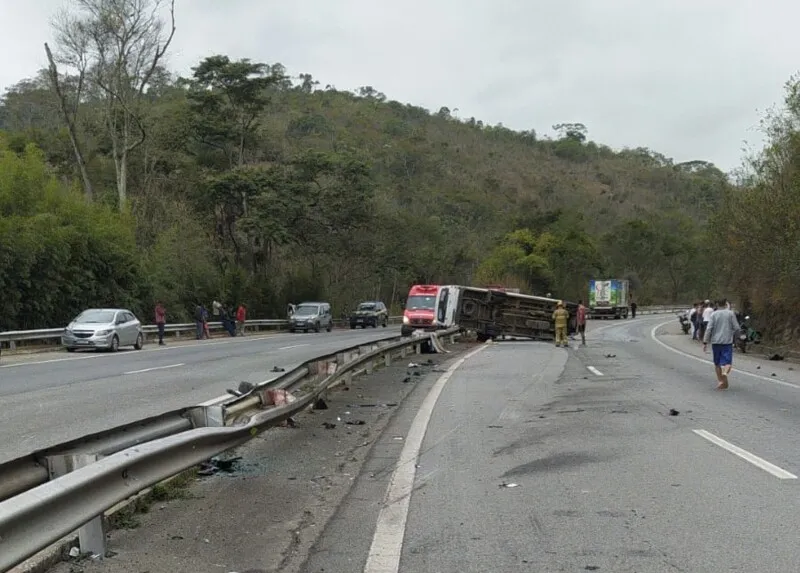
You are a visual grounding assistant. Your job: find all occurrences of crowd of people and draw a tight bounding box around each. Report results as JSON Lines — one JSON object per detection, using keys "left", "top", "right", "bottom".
{"left": 151, "top": 301, "right": 249, "bottom": 345}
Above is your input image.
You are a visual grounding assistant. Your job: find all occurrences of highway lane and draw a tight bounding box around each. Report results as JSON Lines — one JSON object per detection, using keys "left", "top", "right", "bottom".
{"left": 0, "top": 327, "right": 402, "bottom": 464}
{"left": 306, "top": 317, "right": 800, "bottom": 572}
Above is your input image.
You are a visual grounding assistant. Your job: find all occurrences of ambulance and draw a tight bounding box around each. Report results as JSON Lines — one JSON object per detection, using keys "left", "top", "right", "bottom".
{"left": 400, "top": 284, "right": 441, "bottom": 336}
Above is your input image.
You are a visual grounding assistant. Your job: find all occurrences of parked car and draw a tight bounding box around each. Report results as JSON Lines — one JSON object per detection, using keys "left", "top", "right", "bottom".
{"left": 61, "top": 308, "right": 144, "bottom": 352}
{"left": 350, "top": 301, "right": 389, "bottom": 329}
{"left": 288, "top": 302, "right": 333, "bottom": 333}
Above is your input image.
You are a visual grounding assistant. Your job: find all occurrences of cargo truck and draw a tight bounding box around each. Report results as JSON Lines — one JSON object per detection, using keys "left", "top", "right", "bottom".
{"left": 588, "top": 279, "right": 629, "bottom": 319}
{"left": 435, "top": 285, "right": 578, "bottom": 342}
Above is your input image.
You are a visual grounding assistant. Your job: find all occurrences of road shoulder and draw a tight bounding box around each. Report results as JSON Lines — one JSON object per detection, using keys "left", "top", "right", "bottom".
{"left": 47, "top": 342, "right": 477, "bottom": 573}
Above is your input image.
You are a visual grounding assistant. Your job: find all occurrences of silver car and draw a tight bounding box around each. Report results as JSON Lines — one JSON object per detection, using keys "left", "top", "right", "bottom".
{"left": 288, "top": 302, "right": 333, "bottom": 333}
{"left": 61, "top": 308, "right": 144, "bottom": 352}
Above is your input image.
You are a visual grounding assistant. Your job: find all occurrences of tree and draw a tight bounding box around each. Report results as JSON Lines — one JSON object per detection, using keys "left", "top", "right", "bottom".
{"left": 553, "top": 122, "right": 587, "bottom": 142}
{"left": 44, "top": 40, "right": 94, "bottom": 200}
{"left": 185, "top": 55, "right": 284, "bottom": 169}
{"left": 0, "top": 136, "right": 145, "bottom": 330}
{"left": 49, "top": 0, "right": 176, "bottom": 209}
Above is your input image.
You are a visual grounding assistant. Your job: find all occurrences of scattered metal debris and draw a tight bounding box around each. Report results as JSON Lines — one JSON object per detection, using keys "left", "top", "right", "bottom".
{"left": 271, "top": 365, "right": 286, "bottom": 372}
{"left": 669, "top": 409, "right": 679, "bottom": 416}
{"left": 345, "top": 420, "right": 366, "bottom": 425}
{"left": 322, "top": 422, "right": 336, "bottom": 430}
{"left": 499, "top": 482, "right": 519, "bottom": 488}
{"left": 313, "top": 398, "right": 329, "bottom": 410}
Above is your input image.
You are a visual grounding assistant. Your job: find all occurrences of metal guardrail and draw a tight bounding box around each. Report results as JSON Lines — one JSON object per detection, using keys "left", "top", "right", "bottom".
{"left": 0, "top": 327, "right": 459, "bottom": 571}
{"left": 0, "top": 316, "right": 404, "bottom": 350}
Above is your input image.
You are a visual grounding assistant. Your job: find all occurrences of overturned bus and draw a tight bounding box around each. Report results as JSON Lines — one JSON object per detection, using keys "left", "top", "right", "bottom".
{"left": 435, "top": 285, "right": 578, "bottom": 342}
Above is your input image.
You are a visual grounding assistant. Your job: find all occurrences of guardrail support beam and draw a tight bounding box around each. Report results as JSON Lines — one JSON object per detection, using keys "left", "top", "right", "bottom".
{"left": 48, "top": 453, "right": 107, "bottom": 557}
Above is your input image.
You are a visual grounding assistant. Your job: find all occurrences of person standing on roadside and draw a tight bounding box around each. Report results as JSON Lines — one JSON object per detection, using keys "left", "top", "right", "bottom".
{"left": 689, "top": 303, "right": 699, "bottom": 340}
{"left": 700, "top": 300, "right": 713, "bottom": 342}
{"left": 201, "top": 304, "right": 211, "bottom": 339}
{"left": 194, "top": 304, "right": 204, "bottom": 340}
{"left": 630, "top": 300, "right": 638, "bottom": 319}
{"left": 576, "top": 299, "right": 587, "bottom": 346}
{"left": 236, "top": 303, "right": 247, "bottom": 336}
{"left": 552, "top": 301, "right": 569, "bottom": 348}
{"left": 155, "top": 301, "right": 166, "bottom": 346}
{"left": 703, "top": 298, "right": 740, "bottom": 390}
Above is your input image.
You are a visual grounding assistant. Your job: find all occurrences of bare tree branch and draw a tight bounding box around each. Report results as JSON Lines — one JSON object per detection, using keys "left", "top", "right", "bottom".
{"left": 44, "top": 41, "right": 94, "bottom": 201}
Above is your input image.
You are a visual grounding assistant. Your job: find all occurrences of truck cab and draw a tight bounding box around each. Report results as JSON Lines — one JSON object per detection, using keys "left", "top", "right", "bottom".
{"left": 401, "top": 284, "right": 440, "bottom": 336}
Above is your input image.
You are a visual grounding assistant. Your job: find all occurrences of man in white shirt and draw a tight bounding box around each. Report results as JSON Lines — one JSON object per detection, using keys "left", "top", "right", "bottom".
{"left": 700, "top": 301, "right": 714, "bottom": 341}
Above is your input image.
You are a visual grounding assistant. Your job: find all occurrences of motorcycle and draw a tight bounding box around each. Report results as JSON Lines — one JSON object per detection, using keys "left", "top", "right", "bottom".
{"left": 678, "top": 312, "right": 691, "bottom": 335}
{"left": 735, "top": 315, "right": 762, "bottom": 353}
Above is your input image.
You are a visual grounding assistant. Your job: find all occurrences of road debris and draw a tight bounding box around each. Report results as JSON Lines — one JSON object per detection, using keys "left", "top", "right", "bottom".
{"left": 198, "top": 457, "right": 242, "bottom": 476}
{"left": 668, "top": 409, "right": 679, "bottom": 416}
{"left": 345, "top": 419, "right": 366, "bottom": 425}
{"left": 226, "top": 381, "right": 256, "bottom": 397}
{"left": 322, "top": 422, "right": 336, "bottom": 429}
{"left": 499, "top": 482, "right": 519, "bottom": 488}
{"left": 408, "top": 362, "right": 419, "bottom": 368}
{"left": 271, "top": 365, "right": 286, "bottom": 372}
{"left": 313, "top": 397, "right": 329, "bottom": 410}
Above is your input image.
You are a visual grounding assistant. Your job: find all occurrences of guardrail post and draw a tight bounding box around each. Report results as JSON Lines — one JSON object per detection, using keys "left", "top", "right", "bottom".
{"left": 9, "top": 340, "right": 16, "bottom": 351}
{"left": 48, "top": 453, "right": 107, "bottom": 557}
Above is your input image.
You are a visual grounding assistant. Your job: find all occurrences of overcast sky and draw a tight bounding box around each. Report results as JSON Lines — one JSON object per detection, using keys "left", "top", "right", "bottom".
{"left": 0, "top": 0, "right": 797, "bottom": 172}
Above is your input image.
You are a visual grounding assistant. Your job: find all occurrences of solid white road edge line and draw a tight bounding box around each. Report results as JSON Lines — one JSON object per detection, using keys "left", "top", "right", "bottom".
{"left": 650, "top": 322, "right": 800, "bottom": 390}
{"left": 363, "top": 344, "right": 487, "bottom": 573}
{"left": 278, "top": 344, "right": 310, "bottom": 350}
{"left": 0, "top": 328, "right": 399, "bottom": 369}
{"left": 123, "top": 363, "right": 184, "bottom": 375}
{"left": 587, "top": 366, "right": 604, "bottom": 376}
{"left": 692, "top": 429, "right": 798, "bottom": 480}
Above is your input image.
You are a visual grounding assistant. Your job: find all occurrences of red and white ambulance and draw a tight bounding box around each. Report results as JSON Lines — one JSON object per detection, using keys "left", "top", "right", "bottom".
{"left": 400, "top": 284, "right": 440, "bottom": 336}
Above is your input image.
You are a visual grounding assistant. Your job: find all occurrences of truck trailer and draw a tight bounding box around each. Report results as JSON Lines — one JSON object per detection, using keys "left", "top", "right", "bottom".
{"left": 588, "top": 279, "right": 629, "bottom": 319}
{"left": 435, "top": 285, "right": 578, "bottom": 342}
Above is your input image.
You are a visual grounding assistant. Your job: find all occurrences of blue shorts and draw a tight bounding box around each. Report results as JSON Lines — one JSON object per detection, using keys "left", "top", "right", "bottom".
{"left": 712, "top": 343, "right": 733, "bottom": 367}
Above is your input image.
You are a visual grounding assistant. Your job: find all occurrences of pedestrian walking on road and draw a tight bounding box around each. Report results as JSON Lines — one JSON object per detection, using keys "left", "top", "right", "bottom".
{"left": 703, "top": 298, "right": 740, "bottom": 390}
{"left": 155, "top": 302, "right": 166, "bottom": 346}
{"left": 236, "top": 303, "right": 247, "bottom": 336}
{"left": 630, "top": 300, "right": 638, "bottom": 318}
{"left": 552, "top": 301, "right": 569, "bottom": 348}
{"left": 576, "top": 300, "right": 587, "bottom": 346}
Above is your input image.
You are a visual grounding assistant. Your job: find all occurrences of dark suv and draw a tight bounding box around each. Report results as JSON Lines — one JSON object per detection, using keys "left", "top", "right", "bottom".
{"left": 349, "top": 301, "right": 389, "bottom": 329}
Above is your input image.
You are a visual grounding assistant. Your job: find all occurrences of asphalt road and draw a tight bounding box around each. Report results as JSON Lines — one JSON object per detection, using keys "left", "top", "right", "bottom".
{"left": 304, "top": 316, "right": 800, "bottom": 573}
{"left": 0, "top": 327, "right": 402, "bottom": 464}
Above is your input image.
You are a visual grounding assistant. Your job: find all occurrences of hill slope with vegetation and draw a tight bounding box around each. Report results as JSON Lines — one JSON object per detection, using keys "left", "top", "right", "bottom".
{"left": 0, "top": 1, "right": 731, "bottom": 329}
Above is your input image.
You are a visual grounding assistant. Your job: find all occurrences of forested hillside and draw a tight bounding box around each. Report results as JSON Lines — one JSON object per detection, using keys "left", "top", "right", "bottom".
{"left": 711, "top": 76, "right": 800, "bottom": 346}
{"left": 0, "top": 2, "right": 731, "bottom": 330}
